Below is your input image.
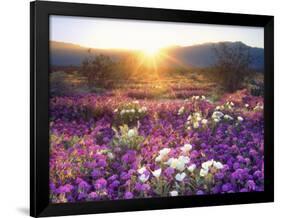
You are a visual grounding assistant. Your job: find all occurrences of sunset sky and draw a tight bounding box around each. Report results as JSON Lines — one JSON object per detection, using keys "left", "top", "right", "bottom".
{"left": 50, "top": 15, "right": 264, "bottom": 51}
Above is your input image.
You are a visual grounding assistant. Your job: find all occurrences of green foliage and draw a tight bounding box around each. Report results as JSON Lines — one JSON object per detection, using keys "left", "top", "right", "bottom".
{"left": 114, "top": 101, "right": 147, "bottom": 126}
{"left": 80, "top": 52, "right": 115, "bottom": 87}
{"left": 213, "top": 43, "right": 252, "bottom": 92}
{"left": 50, "top": 71, "right": 71, "bottom": 96}
{"left": 50, "top": 133, "right": 81, "bottom": 150}
{"left": 111, "top": 124, "right": 144, "bottom": 150}
{"left": 151, "top": 178, "right": 171, "bottom": 196}
{"left": 249, "top": 81, "right": 264, "bottom": 96}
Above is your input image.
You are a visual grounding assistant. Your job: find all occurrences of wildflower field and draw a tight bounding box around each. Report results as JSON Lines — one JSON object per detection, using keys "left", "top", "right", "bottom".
{"left": 49, "top": 74, "right": 264, "bottom": 203}
{"left": 49, "top": 15, "right": 265, "bottom": 203}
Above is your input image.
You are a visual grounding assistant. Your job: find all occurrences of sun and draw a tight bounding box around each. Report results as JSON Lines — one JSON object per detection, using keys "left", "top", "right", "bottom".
{"left": 142, "top": 47, "right": 159, "bottom": 57}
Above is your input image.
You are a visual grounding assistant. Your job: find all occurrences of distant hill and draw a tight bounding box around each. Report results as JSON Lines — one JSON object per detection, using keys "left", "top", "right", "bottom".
{"left": 50, "top": 41, "right": 264, "bottom": 71}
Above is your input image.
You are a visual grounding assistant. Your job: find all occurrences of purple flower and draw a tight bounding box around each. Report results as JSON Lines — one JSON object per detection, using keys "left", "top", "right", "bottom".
{"left": 121, "top": 150, "right": 137, "bottom": 164}
{"left": 78, "top": 180, "right": 90, "bottom": 193}
{"left": 57, "top": 184, "right": 73, "bottom": 194}
{"left": 164, "top": 167, "right": 175, "bottom": 177}
{"left": 246, "top": 180, "right": 256, "bottom": 191}
{"left": 97, "top": 159, "right": 107, "bottom": 167}
{"left": 109, "top": 180, "right": 120, "bottom": 189}
{"left": 135, "top": 182, "right": 150, "bottom": 192}
{"left": 95, "top": 178, "right": 107, "bottom": 190}
{"left": 91, "top": 169, "right": 101, "bottom": 179}
{"left": 124, "top": 192, "right": 134, "bottom": 199}
{"left": 196, "top": 190, "right": 204, "bottom": 195}
{"left": 253, "top": 170, "right": 263, "bottom": 179}
{"left": 222, "top": 183, "right": 232, "bottom": 192}
{"left": 240, "top": 188, "right": 248, "bottom": 192}
{"left": 88, "top": 192, "right": 98, "bottom": 199}
{"left": 215, "top": 172, "right": 224, "bottom": 180}
{"left": 135, "top": 182, "right": 143, "bottom": 192}
{"left": 231, "top": 169, "right": 244, "bottom": 180}
{"left": 233, "top": 162, "right": 240, "bottom": 170}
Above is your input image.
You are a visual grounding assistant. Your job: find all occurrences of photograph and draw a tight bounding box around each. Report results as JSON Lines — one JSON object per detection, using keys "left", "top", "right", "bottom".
{"left": 49, "top": 15, "right": 264, "bottom": 203}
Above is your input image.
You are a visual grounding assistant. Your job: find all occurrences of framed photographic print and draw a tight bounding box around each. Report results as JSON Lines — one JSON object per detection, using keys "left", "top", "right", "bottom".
{"left": 30, "top": 1, "right": 274, "bottom": 217}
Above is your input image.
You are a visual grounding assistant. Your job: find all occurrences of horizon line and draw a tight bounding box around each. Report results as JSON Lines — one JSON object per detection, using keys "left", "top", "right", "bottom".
{"left": 50, "top": 40, "right": 264, "bottom": 51}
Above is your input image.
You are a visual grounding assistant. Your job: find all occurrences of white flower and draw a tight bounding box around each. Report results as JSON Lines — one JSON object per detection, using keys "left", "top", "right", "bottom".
{"left": 195, "top": 96, "right": 200, "bottom": 100}
{"left": 201, "top": 95, "right": 206, "bottom": 100}
{"left": 159, "top": 148, "right": 171, "bottom": 157}
{"left": 166, "top": 156, "right": 189, "bottom": 172}
{"left": 196, "top": 116, "right": 202, "bottom": 122}
{"left": 120, "top": 109, "right": 125, "bottom": 115}
{"left": 230, "top": 101, "right": 234, "bottom": 106}
{"left": 187, "top": 164, "right": 196, "bottom": 173}
{"left": 114, "top": 108, "right": 118, "bottom": 113}
{"left": 166, "top": 158, "right": 178, "bottom": 168}
{"left": 141, "top": 106, "right": 147, "bottom": 112}
{"left": 213, "top": 161, "right": 224, "bottom": 169}
{"left": 155, "top": 155, "right": 162, "bottom": 162}
{"left": 224, "top": 114, "right": 234, "bottom": 120}
{"left": 212, "top": 111, "right": 223, "bottom": 122}
{"left": 178, "top": 155, "right": 190, "bottom": 164}
{"left": 237, "top": 116, "right": 244, "bottom": 122}
{"left": 245, "top": 104, "right": 249, "bottom": 108}
{"left": 139, "top": 173, "right": 149, "bottom": 183}
{"left": 152, "top": 168, "right": 162, "bottom": 178}
{"left": 215, "top": 106, "right": 221, "bottom": 110}
{"left": 187, "top": 115, "right": 192, "bottom": 121}
{"left": 138, "top": 166, "right": 146, "bottom": 174}
{"left": 175, "top": 172, "right": 186, "bottom": 182}
{"left": 176, "top": 156, "right": 190, "bottom": 171}
{"left": 202, "top": 159, "right": 214, "bottom": 170}
{"left": 200, "top": 168, "right": 209, "bottom": 177}
{"left": 133, "top": 100, "right": 139, "bottom": 104}
{"left": 181, "top": 143, "right": 192, "bottom": 153}
{"left": 213, "top": 118, "right": 220, "bottom": 123}
{"left": 127, "top": 129, "right": 137, "bottom": 138}
{"left": 156, "top": 148, "right": 171, "bottom": 162}
{"left": 107, "top": 152, "right": 114, "bottom": 160}
{"left": 202, "top": 119, "right": 208, "bottom": 125}
{"left": 212, "top": 111, "right": 224, "bottom": 119}
{"left": 178, "top": 106, "right": 185, "bottom": 115}
{"left": 155, "top": 155, "right": 163, "bottom": 162}
{"left": 170, "top": 190, "right": 178, "bottom": 196}
{"left": 193, "top": 121, "right": 199, "bottom": 129}
{"left": 130, "top": 109, "right": 135, "bottom": 113}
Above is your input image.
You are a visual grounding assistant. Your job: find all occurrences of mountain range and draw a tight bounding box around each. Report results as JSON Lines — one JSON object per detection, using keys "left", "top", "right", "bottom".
{"left": 50, "top": 41, "right": 264, "bottom": 71}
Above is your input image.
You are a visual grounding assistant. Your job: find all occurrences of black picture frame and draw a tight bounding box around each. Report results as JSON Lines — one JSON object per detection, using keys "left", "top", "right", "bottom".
{"left": 30, "top": 1, "right": 274, "bottom": 217}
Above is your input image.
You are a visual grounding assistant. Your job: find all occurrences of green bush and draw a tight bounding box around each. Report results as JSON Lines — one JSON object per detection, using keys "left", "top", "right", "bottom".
{"left": 114, "top": 101, "right": 147, "bottom": 126}
{"left": 111, "top": 124, "right": 144, "bottom": 150}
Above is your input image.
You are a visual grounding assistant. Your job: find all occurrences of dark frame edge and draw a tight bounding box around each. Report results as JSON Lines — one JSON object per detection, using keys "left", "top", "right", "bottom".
{"left": 264, "top": 16, "right": 274, "bottom": 202}
{"left": 30, "top": 1, "right": 274, "bottom": 217}
{"left": 30, "top": 1, "right": 35, "bottom": 217}
{"left": 31, "top": 1, "right": 52, "bottom": 216}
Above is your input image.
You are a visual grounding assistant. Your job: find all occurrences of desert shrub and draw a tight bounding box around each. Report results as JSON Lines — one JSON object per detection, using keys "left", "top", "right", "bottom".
{"left": 213, "top": 42, "right": 252, "bottom": 92}
{"left": 81, "top": 104, "right": 113, "bottom": 121}
{"left": 114, "top": 101, "right": 147, "bottom": 126}
{"left": 111, "top": 124, "right": 144, "bottom": 150}
{"left": 249, "top": 81, "right": 264, "bottom": 96}
{"left": 80, "top": 52, "right": 115, "bottom": 87}
{"left": 50, "top": 71, "right": 72, "bottom": 96}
